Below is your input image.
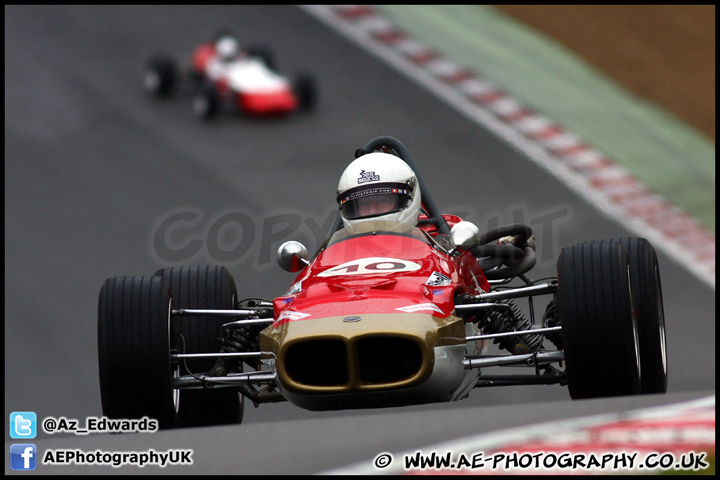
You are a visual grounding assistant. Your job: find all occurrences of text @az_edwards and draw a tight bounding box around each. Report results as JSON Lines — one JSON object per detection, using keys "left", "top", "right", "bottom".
{"left": 42, "top": 416, "right": 157, "bottom": 435}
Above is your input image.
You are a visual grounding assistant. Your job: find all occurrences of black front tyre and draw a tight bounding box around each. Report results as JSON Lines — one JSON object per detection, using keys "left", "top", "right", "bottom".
{"left": 153, "top": 265, "right": 243, "bottom": 427}
{"left": 98, "top": 276, "right": 179, "bottom": 428}
{"left": 193, "top": 83, "right": 219, "bottom": 120}
{"left": 609, "top": 237, "right": 667, "bottom": 394}
{"left": 558, "top": 239, "right": 641, "bottom": 399}
{"left": 293, "top": 73, "right": 317, "bottom": 111}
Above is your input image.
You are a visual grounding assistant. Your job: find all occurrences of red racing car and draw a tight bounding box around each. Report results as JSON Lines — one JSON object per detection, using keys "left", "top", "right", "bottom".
{"left": 144, "top": 32, "right": 316, "bottom": 119}
{"left": 98, "top": 136, "right": 667, "bottom": 428}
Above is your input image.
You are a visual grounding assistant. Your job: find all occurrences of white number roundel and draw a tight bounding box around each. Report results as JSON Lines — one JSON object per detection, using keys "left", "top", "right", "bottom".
{"left": 318, "top": 257, "right": 421, "bottom": 277}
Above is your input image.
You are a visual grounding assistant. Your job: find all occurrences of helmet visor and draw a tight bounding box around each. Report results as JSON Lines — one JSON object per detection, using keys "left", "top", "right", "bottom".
{"left": 338, "top": 183, "right": 411, "bottom": 220}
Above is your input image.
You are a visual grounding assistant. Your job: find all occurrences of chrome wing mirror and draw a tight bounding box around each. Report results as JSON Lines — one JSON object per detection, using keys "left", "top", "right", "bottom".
{"left": 277, "top": 241, "right": 310, "bottom": 272}
{"left": 449, "top": 221, "right": 480, "bottom": 252}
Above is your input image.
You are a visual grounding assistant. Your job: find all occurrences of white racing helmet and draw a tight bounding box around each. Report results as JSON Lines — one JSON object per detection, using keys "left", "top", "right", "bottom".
{"left": 215, "top": 36, "right": 239, "bottom": 61}
{"left": 336, "top": 152, "right": 422, "bottom": 229}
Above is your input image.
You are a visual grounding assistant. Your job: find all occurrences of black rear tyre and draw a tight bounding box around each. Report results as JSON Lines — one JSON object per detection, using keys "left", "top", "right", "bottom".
{"left": 608, "top": 237, "right": 667, "bottom": 394}
{"left": 144, "top": 55, "right": 177, "bottom": 97}
{"left": 154, "top": 265, "right": 243, "bottom": 427}
{"left": 558, "top": 239, "right": 641, "bottom": 399}
{"left": 98, "top": 276, "right": 179, "bottom": 428}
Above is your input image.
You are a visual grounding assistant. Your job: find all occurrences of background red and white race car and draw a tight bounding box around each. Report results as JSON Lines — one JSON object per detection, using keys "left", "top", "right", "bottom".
{"left": 144, "top": 32, "right": 317, "bottom": 119}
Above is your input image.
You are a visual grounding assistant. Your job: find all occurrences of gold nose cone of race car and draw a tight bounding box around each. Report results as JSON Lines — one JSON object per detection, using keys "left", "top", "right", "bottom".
{"left": 260, "top": 312, "right": 466, "bottom": 395}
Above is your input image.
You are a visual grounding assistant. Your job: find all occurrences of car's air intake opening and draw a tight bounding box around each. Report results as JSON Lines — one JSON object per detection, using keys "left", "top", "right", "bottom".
{"left": 285, "top": 339, "right": 348, "bottom": 386}
{"left": 356, "top": 336, "right": 423, "bottom": 384}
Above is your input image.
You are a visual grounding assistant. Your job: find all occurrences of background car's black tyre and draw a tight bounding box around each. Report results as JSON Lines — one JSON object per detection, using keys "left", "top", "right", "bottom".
{"left": 245, "top": 44, "right": 276, "bottom": 71}
{"left": 144, "top": 55, "right": 177, "bottom": 97}
{"left": 188, "top": 69, "right": 205, "bottom": 95}
{"left": 153, "top": 265, "right": 243, "bottom": 427}
{"left": 193, "top": 83, "right": 219, "bottom": 120}
{"left": 293, "top": 72, "right": 317, "bottom": 111}
{"left": 557, "top": 239, "right": 641, "bottom": 399}
{"left": 98, "top": 276, "right": 179, "bottom": 428}
{"left": 608, "top": 237, "right": 668, "bottom": 394}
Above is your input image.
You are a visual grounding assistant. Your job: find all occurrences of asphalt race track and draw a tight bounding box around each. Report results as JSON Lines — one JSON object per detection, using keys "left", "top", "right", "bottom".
{"left": 5, "top": 5, "right": 715, "bottom": 474}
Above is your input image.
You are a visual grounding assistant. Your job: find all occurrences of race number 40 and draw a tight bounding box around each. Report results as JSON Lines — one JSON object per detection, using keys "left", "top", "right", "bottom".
{"left": 318, "top": 257, "right": 421, "bottom": 277}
